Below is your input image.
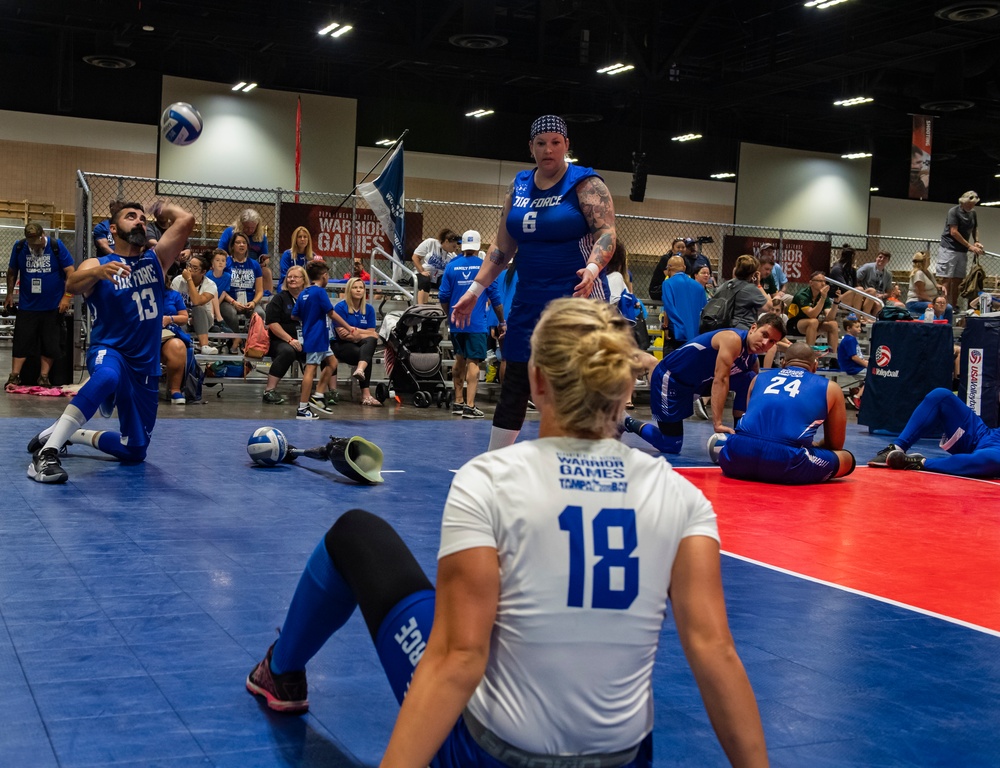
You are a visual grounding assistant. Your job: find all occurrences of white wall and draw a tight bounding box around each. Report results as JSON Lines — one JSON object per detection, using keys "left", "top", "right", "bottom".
{"left": 871, "top": 196, "right": 1000, "bottom": 242}
{"left": 0, "top": 109, "right": 157, "bottom": 152}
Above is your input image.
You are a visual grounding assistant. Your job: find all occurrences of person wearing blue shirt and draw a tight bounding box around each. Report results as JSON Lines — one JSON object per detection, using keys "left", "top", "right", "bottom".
{"left": 836, "top": 318, "right": 867, "bottom": 409}
{"left": 26, "top": 201, "right": 195, "bottom": 483}
{"left": 219, "top": 233, "right": 263, "bottom": 353}
{"left": 332, "top": 277, "right": 382, "bottom": 407}
{"left": 278, "top": 226, "right": 314, "bottom": 292}
{"left": 291, "top": 261, "right": 355, "bottom": 420}
{"left": 718, "top": 341, "right": 856, "bottom": 484}
{"left": 5, "top": 222, "right": 75, "bottom": 389}
{"left": 92, "top": 200, "right": 124, "bottom": 256}
{"left": 160, "top": 286, "right": 191, "bottom": 405}
{"left": 219, "top": 208, "right": 272, "bottom": 294}
{"left": 659, "top": 255, "right": 707, "bottom": 352}
{"left": 439, "top": 231, "right": 505, "bottom": 419}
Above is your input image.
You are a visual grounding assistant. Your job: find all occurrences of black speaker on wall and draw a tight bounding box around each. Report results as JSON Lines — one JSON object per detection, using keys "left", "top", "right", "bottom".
{"left": 629, "top": 151, "right": 647, "bottom": 203}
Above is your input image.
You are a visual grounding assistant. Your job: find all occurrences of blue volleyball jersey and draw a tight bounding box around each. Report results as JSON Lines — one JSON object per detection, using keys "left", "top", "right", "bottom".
{"left": 505, "top": 164, "right": 603, "bottom": 303}
{"left": 228, "top": 257, "right": 262, "bottom": 303}
{"left": 439, "top": 255, "right": 503, "bottom": 334}
{"left": 661, "top": 329, "right": 757, "bottom": 388}
{"left": 293, "top": 284, "right": 334, "bottom": 353}
{"left": 87, "top": 252, "right": 166, "bottom": 376}
{"left": 737, "top": 367, "right": 830, "bottom": 447}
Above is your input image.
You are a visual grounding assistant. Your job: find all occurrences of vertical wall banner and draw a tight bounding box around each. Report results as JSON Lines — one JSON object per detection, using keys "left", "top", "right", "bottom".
{"left": 357, "top": 141, "right": 406, "bottom": 264}
{"left": 294, "top": 97, "right": 302, "bottom": 203}
{"left": 909, "top": 115, "right": 932, "bottom": 200}
{"left": 722, "top": 236, "right": 831, "bottom": 282}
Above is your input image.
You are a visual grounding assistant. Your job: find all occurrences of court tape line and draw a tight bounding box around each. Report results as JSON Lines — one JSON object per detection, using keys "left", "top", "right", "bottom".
{"left": 723, "top": 550, "right": 1000, "bottom": 638}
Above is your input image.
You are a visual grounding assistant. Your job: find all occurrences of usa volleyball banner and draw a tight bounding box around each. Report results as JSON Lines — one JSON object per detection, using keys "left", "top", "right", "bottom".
{"left": 358, "top": 141, "right": 406, "bottom": 264}
{"left": 909, "top": 115, "right": 932, "bottom": 200}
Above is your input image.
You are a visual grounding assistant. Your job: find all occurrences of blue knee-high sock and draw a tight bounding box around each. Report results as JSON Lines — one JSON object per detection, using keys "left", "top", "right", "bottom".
{"left": 271, "top": 539, "right": 358, "bottom": 674}
{"left": 625, "top": 416, "right": 683, "bottom": 454}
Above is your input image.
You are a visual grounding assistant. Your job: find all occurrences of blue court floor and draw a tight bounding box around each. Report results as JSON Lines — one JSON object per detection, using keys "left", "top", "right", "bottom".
{"left": 1, "top": 405, "right": 998, "bottom": 767}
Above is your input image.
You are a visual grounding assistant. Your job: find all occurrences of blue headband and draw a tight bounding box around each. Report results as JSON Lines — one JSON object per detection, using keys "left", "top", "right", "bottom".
{"left": 530, "top": 115, "right": 568, "bottom": 140}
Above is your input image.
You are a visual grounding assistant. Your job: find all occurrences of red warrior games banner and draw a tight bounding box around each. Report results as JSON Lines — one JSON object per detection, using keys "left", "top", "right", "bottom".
{"left": 721, "top": 237, "right": 832, "bottom": 283}
{"left": 909, "top": 114, "right": 932, "bottom": 200}
{"left": 278, "top": 202, "right": 423, "bottom": 262}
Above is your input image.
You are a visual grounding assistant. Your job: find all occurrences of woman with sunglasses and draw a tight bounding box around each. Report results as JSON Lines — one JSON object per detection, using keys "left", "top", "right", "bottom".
{"left": 411, "top": 229, "right": 461, "bottom": 304}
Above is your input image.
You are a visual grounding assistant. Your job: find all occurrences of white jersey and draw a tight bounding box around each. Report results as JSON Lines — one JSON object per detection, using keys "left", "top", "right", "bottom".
{"left": 413, "top": 237, "right": 451, "bottom": 279}
{"left": 439, "top": 437, "right": 718, "bottom": 755}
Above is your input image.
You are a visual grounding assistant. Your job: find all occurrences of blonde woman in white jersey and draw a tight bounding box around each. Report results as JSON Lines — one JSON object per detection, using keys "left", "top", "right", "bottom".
{"left": 247, "top": 298, "right": 768, "bottom": 768}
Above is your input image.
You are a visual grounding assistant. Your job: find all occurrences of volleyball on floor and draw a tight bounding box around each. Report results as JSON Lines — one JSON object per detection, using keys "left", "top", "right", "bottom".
{"left": 247, "top": 427, "right": 288, "bottom": 466}
{"left": 707, "top": 432, "right": 728, "bottom": 465}
{"left": 160, "top": 102, "right": 203, "bottom": 146}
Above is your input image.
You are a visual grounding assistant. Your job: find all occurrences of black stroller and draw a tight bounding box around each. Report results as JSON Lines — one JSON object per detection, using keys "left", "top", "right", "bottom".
{"left": 376, "top": 305, "right": 452, "bottom": 408}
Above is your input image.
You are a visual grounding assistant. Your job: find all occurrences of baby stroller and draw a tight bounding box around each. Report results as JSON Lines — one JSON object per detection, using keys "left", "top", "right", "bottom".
{"left": 377, "top": 305, "right": 451, "bottom": 408}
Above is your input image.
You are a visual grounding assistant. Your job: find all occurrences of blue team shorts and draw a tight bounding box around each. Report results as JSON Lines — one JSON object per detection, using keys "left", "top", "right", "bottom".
{"left": 650, "top": 366, "right": 754, "bottom": 423}
{"left": 719, "top": 433, "right": 839, "bottom": 484}
{"left": 305, "top": 350, "right": 334, "bottom": 366}
{"left": 85, "top": 346, "right": 159, "bottom": 452}
{"left": 452, "top": 332, "right": 488, "bottom": 362}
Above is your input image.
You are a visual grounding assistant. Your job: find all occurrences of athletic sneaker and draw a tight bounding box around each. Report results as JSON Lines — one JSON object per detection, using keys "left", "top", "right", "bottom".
{"left": 199, "top": 345, "right": 219, "bottom": 355}
{"left": 28, "top": 448, "right": 68, "bottom": 484}
{"left": 99, "top": 393, "right": 116, "bottom": 418}
{"left": 296, "top": 408, "right": 320, "bottom": 421}
{"left": 26, "top": 432, "right": 68, "bottom": 455}
{"left": 37, "top": 374, "right": 52, "bottom": 388}
{"left": 246, "top": 643, "right": 308, "bottom": 714}
{"left": 867, "top": 443, "right": 899, "bottom": 468}
{"left": 170, "top": 392, "right": 186, "bottom": 405}
{"left": 693, "top": 398, "right": 709, "bottom": 420}
{"left": 324, "top": 390, "right": 339, "bottom": 407}
{"left": 452, "top": 401, "right": 465, "bottom": 415}
{"left": 262, "top": 389, "right": 285, "bottom": 405}
{"left": 462, "top": 405, "right": 485, "bottom": 419}
{"left": 886, "top": 449, "right": 926, "bottom": 471}
{"left": 5, "top": 372, "right": 20, "bottom": 389}
{"left": 526, "top": 400, "right": 537, "bottom": 411}
{"left": 622, "top": 415, "right": 641, "bottom": 435}
{"left": 309, "top": 394, "right": 333, "bottom": 414}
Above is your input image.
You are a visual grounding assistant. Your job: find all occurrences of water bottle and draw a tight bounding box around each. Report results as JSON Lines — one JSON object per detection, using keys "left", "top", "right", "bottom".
{"left": 980, "top": 292, "right": 991, "bottom": 315}
{"left": 923, "top": 304, "right": 934, "bottom": 322}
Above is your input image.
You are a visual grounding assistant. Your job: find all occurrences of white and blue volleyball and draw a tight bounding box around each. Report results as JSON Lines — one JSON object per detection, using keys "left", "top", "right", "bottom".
{"left": 160, "top": 102, "right": 203, "bottom": 146}
{"left": 707, "top": 432, "right": 728, "bottom": 465}
{"left": 247, "top": 427, "right": 288, "bottom": 467}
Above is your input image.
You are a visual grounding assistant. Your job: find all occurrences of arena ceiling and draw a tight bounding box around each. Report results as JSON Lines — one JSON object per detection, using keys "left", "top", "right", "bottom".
{"left": 4, "top": 0, "right": 1000, "bottom": 203}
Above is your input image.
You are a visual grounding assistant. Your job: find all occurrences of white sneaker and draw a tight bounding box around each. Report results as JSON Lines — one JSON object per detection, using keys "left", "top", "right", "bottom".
{"left": 199, "top": 345, "right": 219, "bottom": 355}
{"left": 296, "top": 408, "right": 320, "bottom": 421}
{"left": 693, "top": 398, "right": 709, "bottom": 420}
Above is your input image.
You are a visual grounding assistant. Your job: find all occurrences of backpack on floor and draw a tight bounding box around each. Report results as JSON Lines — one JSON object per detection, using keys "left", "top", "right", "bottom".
{"left": 698, "top": 279, "right": 740, "bottom": 334}
{"left": 182, "top": 348, "right": 204, "bottom": 402}
{"left": 243, "top": 312, "right": 269, "bottom": 360}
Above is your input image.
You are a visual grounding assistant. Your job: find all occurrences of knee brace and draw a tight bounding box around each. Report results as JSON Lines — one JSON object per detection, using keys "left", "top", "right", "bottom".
{"left": 493, "top": 361, "right": 530, "bottom": 431}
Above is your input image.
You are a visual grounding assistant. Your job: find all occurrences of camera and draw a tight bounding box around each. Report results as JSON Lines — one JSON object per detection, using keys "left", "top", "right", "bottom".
{"left": 697, "top": 236, "right": 714, "bottom": 245}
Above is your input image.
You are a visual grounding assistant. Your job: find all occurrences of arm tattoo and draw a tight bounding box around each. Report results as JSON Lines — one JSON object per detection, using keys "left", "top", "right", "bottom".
{"left": 578, "top": 177, "right": 616, "bottom": 268}
{"left": 488, "top": 247, "right": 510, "bottom": 267}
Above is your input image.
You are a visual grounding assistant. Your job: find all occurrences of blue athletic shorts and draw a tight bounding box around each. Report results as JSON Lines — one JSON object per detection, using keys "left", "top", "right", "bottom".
{"left": 650, "top": 368, "right": 754, "bottom": 423}
{"left": 452, "top": 332, "right": 488, "bottom": 362}
{"left": 86, "top": 346, "right": 159, "bottom": 452}
{"left": 719, "top": 433, "right": 839, "bottom": 484}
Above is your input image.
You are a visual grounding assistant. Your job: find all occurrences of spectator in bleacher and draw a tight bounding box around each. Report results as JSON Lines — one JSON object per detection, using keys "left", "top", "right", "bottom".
{"left": 170, "top": 252, "right": 218, "bottom": 355}
{"left": 332, "top": 277, "right": 382, "bottom": 407}
{"left": 660, "top": 255, "right": 707, "bottom": 353}
{"left": 884, "top": 282, "right": 906, "bottom": 308}
{"left": 342, "top": 257, "right": 371, "bottom": 283}
{"left": 829, "top": 245, "right": 862, "bottom": 312}
{"left": 758, "top": 250, "right": 790, "bottom": 309}
{"left": 856, "top": 250, "right": 893, "bottom": 317}
{"left": 648, "top": 238, "right": 685, "bottom": 301}
{"left": 219, "top": 209, "right": 272, "bottom": 294}
{"left": 681, "top": 238, "right": 711, "bottom": 277}
{"left": 931, "top": 294, "right": 952, "bottom": 322}
{"left": 92, "top": 200, "right": 123, "bottom": 256}
{"left": 837, "top": 318, "right": 867, "bottom": 409}
{"left": 729, "top": 255, "right": 771, "bottom": 330}
{"left": 694, "top": 264, "right": 715, "bottom": 299}
{"left": 906, "top": 250, "right": 951, "bottom": 321}
{"left": 604, "top": 241, "right": 635, "bottom": 313}
{"left": 5, "top": 222, "right": 75, "bottom": 389}
{"left": 260, "top": 264, "right": 308, "bottom": 406}
{"left": 789, "top": 271, "right": 839, "bottom": 351}
{"left": 278, "top": 226, "right": 315, "bottom": 291}
{"left": 222, "top": 232, "right": 264, "bottom": 352}
{"left": 412, "top": 228, "right": 461, "bottom": 304}
{"left": 205, "top": 248, "right": 233, "bottom": 333}
{"left": 160, "top": 282, "right": 190, "bottom": 404}
{"left": 938, "top": 190, "right": 984, "bottom": 311}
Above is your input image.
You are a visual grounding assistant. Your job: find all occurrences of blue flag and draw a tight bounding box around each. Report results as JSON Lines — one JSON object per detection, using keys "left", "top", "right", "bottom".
{"left": 358, "top": 142, "right": 405, "bottom": 264}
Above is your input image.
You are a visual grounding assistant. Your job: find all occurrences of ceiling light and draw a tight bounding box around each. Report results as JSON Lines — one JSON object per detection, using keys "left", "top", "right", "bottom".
{"left": 604, "top": 64, "right": 634, "bottom": 75}
{"left": 232, "top": 82, "right": 247, "bottom": 91}
{"left": 870, "top": 187, "right": 879, "bottom": 192}
{"left": 241, "top": 83, "right": 258, "bottom": 93}
{"left": 841, "top": 152, "right": 872, "bottom": 159}
{"left": 318, "top": 22, "right": 340, "bottom": 35}
{"left": 597, "top": 63, "right": 626, "bottom": 74}
{"left": 980, "top": 200, "right": 1000, "bottom": 207}
{"left": 375, "top": 139, "right": 396, "bottom": 146}
{"left": 994, "top": 174, "right": 1000, "bottom": 178}
{"left": 671, "top": 133, "right": 702, "bottom": 142}
{"left": 710, "top": 172, "right": 736, "bottom": 179}
{"left": 834, "top": 96, "right": 873, "bottom": 106}
{"left": 805, "top": 0, "right": 849, "bottom": 7}
{"left": 142, "top": 25, "right": 155, "bottom": 32}
{"left": 331, "top": 25, "right": 353, "bottom": 37}
{"left": 465, "top": 109, "right": 494, "bottom": 118}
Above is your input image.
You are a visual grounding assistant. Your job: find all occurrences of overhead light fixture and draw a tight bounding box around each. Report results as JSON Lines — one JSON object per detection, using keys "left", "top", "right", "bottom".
{"left": 318, "top": 22, "right": 353, "bottom": 37}
{"left": 596, "top": 63, "right": 634, "bottom": 75}
{"left": 465, "top": 109, "right": 495, "bottom": 118}
{"left": 980, "top": 200, "right": 1000, "bottom": 207}
{"left": 834, "top": 96, "right": 874, "bottom": 106}
{"left": 318, "top": 22, "right": 340, "bottom": 34}
{"left": 805, "top": 0, "right": 849, "bottom": 8}
{"left": 841, "top": 152, "right": 872, "bottom": 160}
{"left": 375, "top": 139, "right": 396, "bottom": 147}
{"left": 710, "top": 172, "right": 736, "bottom": 179}
{"left": 566, "top": 154, "right": 579, "bottom": 164}
{"left": 870, "top": 186, "right": 879, "bottom": 192}
{"left": 994, "top": 174, "right": 1000, "bottom": 178}
{"left": 232, "top": 82, "right": 247, "bottom": 91}
{"left": 142, "top": 25, "right": 155, "bottom": 32}
{"left": 241, "top": 82, "right": 258, "bottom": 93}
{"left": 671, "top": 133, "right": 702, "bottom": 142}
{"left": 331, "top": 25, "right": 353, "bottom": 37}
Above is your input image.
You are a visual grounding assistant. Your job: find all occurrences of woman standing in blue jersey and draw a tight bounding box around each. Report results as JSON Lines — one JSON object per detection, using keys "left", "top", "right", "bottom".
{"left": 450, "top": 114, "right": 617, "bottom": 451}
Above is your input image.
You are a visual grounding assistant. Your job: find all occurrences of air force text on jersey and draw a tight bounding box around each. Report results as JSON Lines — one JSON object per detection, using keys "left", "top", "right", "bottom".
{"left": 513, "top": 194, "right": 565, "bottom": 209}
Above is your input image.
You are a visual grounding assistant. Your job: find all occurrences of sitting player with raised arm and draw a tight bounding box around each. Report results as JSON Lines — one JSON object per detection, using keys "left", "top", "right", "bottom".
{"left": 718, "top": 341, "right": 855, "bottom": 483}
{"left": 246, "top": 298, "right": 768, "bottom": 767}
{"left": 623, "top": 314, "right": 786, "bottom": 454}
{"left": 27, "top": 201, "right": 195, "bottom": 483}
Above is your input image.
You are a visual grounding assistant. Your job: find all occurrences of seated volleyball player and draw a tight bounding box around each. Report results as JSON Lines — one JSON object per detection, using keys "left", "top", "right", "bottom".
{"left": 27, "top": 201, "right": 194, "bottom": 483}
{"left": 246, "top": 299, "right": 768, "bottom": 767}
{"left": 624, "top": 313, "right": 786, "bottom": 453}
{"left": 869, "top": 388, "right": 1000, "bottom": 477}
{"left": 718, "top": 341, "right": 855, "bottom": 484}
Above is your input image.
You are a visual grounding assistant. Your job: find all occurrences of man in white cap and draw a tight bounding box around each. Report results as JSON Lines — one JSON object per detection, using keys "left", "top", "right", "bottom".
{"left": 938, "top": 191, "right": 985, "bottom": 309}
{"left": 438, "top": 230, "right": 505, "bottom": 419}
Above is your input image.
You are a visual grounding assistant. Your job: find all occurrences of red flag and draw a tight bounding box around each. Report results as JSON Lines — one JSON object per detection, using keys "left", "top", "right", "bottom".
{"left": 294, "top": 97, "right": 302, "bottom": 203}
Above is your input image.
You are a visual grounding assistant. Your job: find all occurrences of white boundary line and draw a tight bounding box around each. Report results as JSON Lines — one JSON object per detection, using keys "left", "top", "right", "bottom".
{"left": 722, "top": 550, "right": 1000, "bottom": 638}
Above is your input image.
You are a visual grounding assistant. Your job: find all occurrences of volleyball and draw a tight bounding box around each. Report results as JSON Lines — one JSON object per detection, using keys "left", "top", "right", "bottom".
{"left": 247, "top": 427, "right": 288, "bottom": 467}
{"left": 160, "top": 102, "right": 203, "bottom": 146}
{"left": 707, "top": 432, "right": 728, "bottom": 465}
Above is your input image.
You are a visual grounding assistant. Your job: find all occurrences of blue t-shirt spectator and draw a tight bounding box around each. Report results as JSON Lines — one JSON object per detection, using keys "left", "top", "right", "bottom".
{"left": 8, "top": 236, "right": 74, "bottom": 312}
{"left": 837, "top": 334, "right": 865, "bottom": 375}
{"left": 333, "top": 299, "right": 376, "bottom": 333}
{"left": 219, "top": 227, "right": 268, "bottom": 262}
{"left": 292, "top": 285, "right": 335, "bottom": 354}
{"left": 439, "top": 254, "right": 503, "bottom": 334}
{"left": 92, "top": 219, "right": 114, "bottom": 252}
{"left": 205, "top": 268, "right": 232, "bottom": 299}
{"left": 278, "top": 250, "right": 309, "bottom": 291}
{"left": 228, "top": 257, "right": 263, "bottom": 303}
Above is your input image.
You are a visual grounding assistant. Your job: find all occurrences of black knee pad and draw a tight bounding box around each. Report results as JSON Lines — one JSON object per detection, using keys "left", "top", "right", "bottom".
{"left": 842, "top": 451, "right": 857, "bottom": 476}
{"left": 658, "top": 420, "right": 683, "bottom": 437}
{"left": 494, "top": 361, "right": 530, "bottom": 431}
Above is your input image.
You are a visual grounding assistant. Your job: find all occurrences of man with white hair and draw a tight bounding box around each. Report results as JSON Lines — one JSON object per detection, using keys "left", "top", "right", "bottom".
{"left": 938, "top": 191, "right": 984, "bottom": 309}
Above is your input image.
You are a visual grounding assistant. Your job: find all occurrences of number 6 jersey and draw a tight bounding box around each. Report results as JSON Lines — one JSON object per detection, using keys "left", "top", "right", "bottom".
{"left": 87, "top": 252, "right": 166, "bottom": 377}
{"left": 439, "top": 437, "right": 718, "bottom": 755}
